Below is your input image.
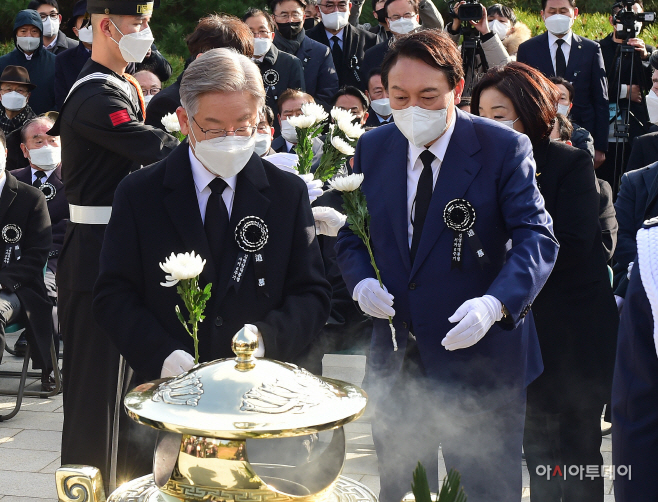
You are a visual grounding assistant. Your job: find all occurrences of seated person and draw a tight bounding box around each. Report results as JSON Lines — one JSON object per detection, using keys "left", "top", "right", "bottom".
{"left": 550, "top": 76, "right": 595, "bottom": 159}
{"left": 332, "top": 85, "right": 369, "bottom": 126}
{"left": 133, "top": 70, "right": 161, "bottom": 108}
{"left": 0, "top": 130, "right": 54, "bottom": 391}
{"left": 0, "top": 66, "right": 36, "bottom": 137}
{"left": 364, "top": 69, "right": 393, "bottom": 126}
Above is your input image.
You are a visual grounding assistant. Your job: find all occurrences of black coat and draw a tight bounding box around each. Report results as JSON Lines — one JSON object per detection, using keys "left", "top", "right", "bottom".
{"left": 12, "top": 165, "right": 68, "bottom": 273}
{"left": 134, "top": 44, "right": 173, "bottom": 83}
{"left": 0, "top": 172, "right": 52, "bottom": 369}
{"left": 144, "top": 73, "right": 181, "bottom": 131}
{"left": 360, "top": 39, "right": 390, "bottom": 84}
{"left": 528, "top": 139, "right": 618, "bottom": 412}
{"left": 55, "top": 43, "right": 90, "bottom": 111}
{"left": 364, "top": 107, "right": 393, "bottom": 128}
{"left": 597, "top": 177, "right": 617, "bottom": 262}
{"left": 93, "top": 143, "right": 332, "bottom": 381}
{"left": 627, "top": 130, "right": 658, "bottom": 172}
{"left": 48, "top": 31, "right": 78, "bottom": 55}
{"left": 307, "top": 22, "right": 377, "bottom": 91}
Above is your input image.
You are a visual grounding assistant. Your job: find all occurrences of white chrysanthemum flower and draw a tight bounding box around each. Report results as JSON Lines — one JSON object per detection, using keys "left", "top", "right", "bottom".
{"left": 331, "top": 135, "right": 356, "bottom": 156}
{"left": 337, "top": 120, "right": 365, "bottom": 140}
{"left": 160, "top": 251, "right": 206, "bottom": 287}
{"left": 287, "top": 114, "right": 316, "bottom": 129}
{"left": 331, "top": 106, "right": 354, "bottom": 125}
{"left": 161, "top": 113, "right": 181, "bottom": 133}
{"left": 329, "top": 173, "right": 364, "bottom": 192}
{"left": 301, "top": 102, "right": 329, "bottom": 124}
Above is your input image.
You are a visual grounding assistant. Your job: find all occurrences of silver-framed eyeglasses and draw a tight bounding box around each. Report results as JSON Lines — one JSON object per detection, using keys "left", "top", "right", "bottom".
{"left": 319, "top": 2, "right": 349, "bottom": 12}
{"left": 388, "top": 12, "right": 416, "bottom": 21}
{"left": 192, "top": 117, "right": 257, "bottom": 141}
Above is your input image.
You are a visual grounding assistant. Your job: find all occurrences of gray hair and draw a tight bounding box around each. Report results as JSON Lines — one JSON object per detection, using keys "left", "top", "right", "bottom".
{"left": 180, "top": 48, "right": 265, "bottom": 117}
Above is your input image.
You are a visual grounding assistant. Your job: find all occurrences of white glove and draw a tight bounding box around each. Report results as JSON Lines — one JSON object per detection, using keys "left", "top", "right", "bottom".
{"left": 299, "top": 173, "right": 324, "bottom": 203}
{"left": 353, "top": 278, "right": 395, "bottom": 319}
{"left": 442, "top": 295, "right": 503, "bottom": 351}
{"left": 312, "top": 206, "right": 347, "bottom": 236}
{"left": 161, "top": 349, "right": 195, "bottom": 378}
{"left": 243, "top": 323, "right": 265, "bottom": 357}
{"left": 615, "top": 295, "right": 624, "bottom": 314}
{"left": 627, "top": 261, "right": 634, "bottom": 279}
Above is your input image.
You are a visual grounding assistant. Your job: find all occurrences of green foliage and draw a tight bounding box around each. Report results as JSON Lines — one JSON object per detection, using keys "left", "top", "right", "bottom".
{"left": 411, "top": 462, "right": 467, "bottom": 502}
{"left": 176, "top": 277, "right": 212, "bottom": 364}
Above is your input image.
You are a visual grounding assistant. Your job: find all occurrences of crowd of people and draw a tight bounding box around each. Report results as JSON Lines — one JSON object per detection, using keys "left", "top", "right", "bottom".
{"left": 1, "top": 0, "right": 658, "bottom": 501}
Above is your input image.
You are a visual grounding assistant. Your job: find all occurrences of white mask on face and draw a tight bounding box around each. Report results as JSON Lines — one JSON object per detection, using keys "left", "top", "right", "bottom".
{"left": 370, "top": 98, "right": 392, "bottom": 117}
{"left": 189, "top": 123, "right": 256, "bottom": 178}
{"left": 543, "top": 13, "right": 574, "bottom": 36}
{"left": 557, "top": 103, "right": 570, "bottom": 116}
{"left": 254, "top": 132, "right": 272, "bottom": 156}
{"left": 646, "top": 90, "right": 658, "bottom": 125}
{"left": 77, "top": 25, "right": 93, "bottom": 43}
{"left": 391, "top": 94, "right": 452, "bottom": 147}
{"left": 110, "top": 20, "right": 154, "bottom": 63}
{"left": 498, "top": 116, "right": 520, "bottom": 129}
{"left": 280, "top": 119, "right": 299, "bottom": 144}
{"left": 1, "top": 91, "right": 27, "bottom": 111}
{"left": 0, "top": 151, "right": 6, "bottom": 175}
{"left": 16, "top": 36, "right": 40, "bottom": 52}
{"left": 143, "top": 94, "right": 153, "bottom": 105}
{"left": 488, "top": 19, "right": 510, "bottom": 40}
{"left": 388, "top": 17, "right": 419, "bottom": 35}
{"left": 42, "top": 16, "right": 60, "bottom": 38}
{"left": 28, "top": 144, "right": 61, "bottom": 171}
{"left": 253, "top": 37, "right": 272, "bottom": 57}
{"left": 321, "top": 10, "right": 350, "bottom": 31}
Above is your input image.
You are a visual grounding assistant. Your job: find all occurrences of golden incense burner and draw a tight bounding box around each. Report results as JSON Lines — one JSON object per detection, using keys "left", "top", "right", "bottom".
{"left": 56, "top": 327, "right": 375, "bottom": 502}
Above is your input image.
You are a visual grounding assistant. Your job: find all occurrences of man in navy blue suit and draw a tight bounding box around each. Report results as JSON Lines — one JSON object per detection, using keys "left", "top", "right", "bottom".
{"left": 335, "top": 31, "right": 558, "bottom": 502}
{"left": 517, "top": 0, "right": 608, "bottom": 169}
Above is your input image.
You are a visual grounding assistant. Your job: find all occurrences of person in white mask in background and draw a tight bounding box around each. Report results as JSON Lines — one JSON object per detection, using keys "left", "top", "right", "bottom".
{"left": 550, "top": 76, "right": 595, "bottom": 159}
{"left": 134, "top": 69, "right": 161, "bottom": 107}
{"left": 93, "top": 47, "right": 331, "bottom": 477}
{"left": 28, "top": 0, "right": 78, "bottom": 55}
{"left": 0, "top": 66, "right": 36, "bottom": 137}
{"left": 365, "top": 68, "right": 392, "bottom": 126}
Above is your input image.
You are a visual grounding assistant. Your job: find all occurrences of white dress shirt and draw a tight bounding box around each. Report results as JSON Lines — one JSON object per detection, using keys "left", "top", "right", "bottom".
{"left": 406, "top": 111, "right": 456, "bottom": 247}
{"left": 326, "top": 28, "right": 344, "bottom": 50}
{"left": 285, "top": 140, "right": 296, "bottom": 152}
{"left": 0, "top": 172, "right": 7, "bottom": 195}
{"left": 188, "top": 147, "right": 237, "bottom": 223}
{"left": 547, "top": 30, "right": 573, "bottom": 74}
{"left": 31, "top": 167, "right": 55, "bottom": 184}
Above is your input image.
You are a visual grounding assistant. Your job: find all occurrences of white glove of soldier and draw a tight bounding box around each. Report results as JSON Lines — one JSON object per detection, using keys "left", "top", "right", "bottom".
{"left": 353, "top": 278, "right": 395, "bottom": 319}
{"left": 161, "top": 349, "right": 195, "bottom": 378}
{"left": 299, "top": 173, "right": 324, "bottom": 203}
{"left": 442, "top": 295, "right": 503, "bottom": 351}
{"left": 312, "top": 206, "right": 347, "bottom": 236}
{"left": 242, "top": 323, "right": 265, "bottom": 357}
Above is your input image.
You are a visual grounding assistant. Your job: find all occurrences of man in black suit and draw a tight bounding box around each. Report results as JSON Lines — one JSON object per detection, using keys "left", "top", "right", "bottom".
{"left": 307, "top": 0, "right": 377, "bottom": 91}
{"left": 517, "top": 0, "right": 609, "bottom": 169}
{"left": 627, "top": 130, "right": 658, "bottom": 172}
{"left": 364, "top": 68, "right": 393, "bottom": 127}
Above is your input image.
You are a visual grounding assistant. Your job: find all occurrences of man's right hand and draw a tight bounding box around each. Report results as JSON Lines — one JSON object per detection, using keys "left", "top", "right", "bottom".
{"left": 161, "top": 350, "right": 195, "bottom": 378}
{"left": 594, "top": 150, "right": 606, "bottom": 169}
{"left": 353, "top": 278, "right": 395, "bottom": 319}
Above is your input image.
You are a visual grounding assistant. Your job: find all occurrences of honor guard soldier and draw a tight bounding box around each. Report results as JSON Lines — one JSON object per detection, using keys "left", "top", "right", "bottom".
{"left": 49, "top": 0, "right": 178, "bottom": 490}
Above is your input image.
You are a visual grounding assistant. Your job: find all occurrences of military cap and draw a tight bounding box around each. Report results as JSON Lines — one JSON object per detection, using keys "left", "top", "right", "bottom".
{"left": 87, "top": 0, "right": 157, "bottom": 16}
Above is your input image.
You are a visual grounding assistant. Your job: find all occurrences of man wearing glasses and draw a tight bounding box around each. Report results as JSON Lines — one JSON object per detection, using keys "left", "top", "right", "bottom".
{"left": 307, "top": 0, "right": 377, "bottom": 91}
{"left": 272, "top": 0, "right": 339, "bottom": 111}
{"left": 242, "top": 8, "right": 305, "bottom": 137}
{"left": 27, "top": 0, "right": 79, "bottom": 55}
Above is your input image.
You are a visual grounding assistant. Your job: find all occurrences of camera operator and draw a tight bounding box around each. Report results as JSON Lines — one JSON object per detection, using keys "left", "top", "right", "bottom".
{"left": 597, "top": 0, "right": 654, "bottom": 189}
{"left": 445, "top": 1, "right": 511, "bottom": 97}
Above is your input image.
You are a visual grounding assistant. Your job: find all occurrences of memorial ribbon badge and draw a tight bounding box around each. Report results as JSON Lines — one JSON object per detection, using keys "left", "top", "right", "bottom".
{"left": 230, "top": 216, "right": 269, "bottom": 297}
{"left": 39, "top": 182, "right": 56, "bottom": 201}
{"left": 443, "top": 199, "right": 489, "bottom": 269}
{"left": 1, "top": 224, "right": 21, "bottom": 267}
{"left": 263, "top": 69, "right": 279, "bottom": 89}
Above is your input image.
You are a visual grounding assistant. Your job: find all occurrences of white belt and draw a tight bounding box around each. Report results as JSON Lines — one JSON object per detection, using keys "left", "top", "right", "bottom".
{"left": 69, "top": 204, "right": 112, "bottom": 225}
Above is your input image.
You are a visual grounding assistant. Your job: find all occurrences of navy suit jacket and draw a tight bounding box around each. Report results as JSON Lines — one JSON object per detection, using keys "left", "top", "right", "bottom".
{"left": 55, "top": 43, "right": 90, "bottom": 111}
{"left": 335, "top": 110, "right": 559, "bottom": 414}
{"left": 290, "top": 34, "right": 339, "bottom": 110}
{"left": 517, "top": 32, "right": 609, "bottom": 152}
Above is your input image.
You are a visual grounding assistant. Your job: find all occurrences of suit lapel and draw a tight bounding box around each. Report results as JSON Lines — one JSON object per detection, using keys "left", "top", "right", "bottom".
{"left": 410, "top": 111, "right": 482, "bottom": 278}
{"left": 51, "top": 165, "right": 65, "bottom": 190}
{"left": 162, "top": 142, "right": 217, "bottom": 285}
{"left": 343, "top": 24, "right": 355, "bottom": 59}
{"left": 565, "top": 34, "right": 583, "bottom": 81}
{"left": 0, "top": 174, "right": 18, "bottom": 226}
{"left": 538, "top": 32, "right": 555, "bottom": 76}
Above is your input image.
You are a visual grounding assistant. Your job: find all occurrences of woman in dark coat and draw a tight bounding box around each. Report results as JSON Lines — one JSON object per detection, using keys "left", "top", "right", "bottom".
{"left": 472, "top": 62, "right": 619, "bottom": 502}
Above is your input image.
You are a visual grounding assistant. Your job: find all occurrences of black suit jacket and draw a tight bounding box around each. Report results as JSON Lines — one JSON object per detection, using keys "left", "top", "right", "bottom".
{"left": 144, "top": 73, "right": 182, "bottom": 131}
{"left": 0, "top": 173, "right": 53, "bottom": 369}
{"left": 360, "top": 39, "right": 390, "bottom": 84}
{"left": 627, "top": 130, "right": 658, "bottom": 172}
{"left": 12, "top": 165, "right": 68, "bottom": 273}
{"left": 517, "top": 32, "right": 609, "bottom": 152}
{"left": 364, "top": 107, "right": 393, "bottom": 128}
{"left": 307, "top": 22, "right": 377, "bottom": 91}
{"left": 93, "top": 142, "right": 331, "bottom": 380}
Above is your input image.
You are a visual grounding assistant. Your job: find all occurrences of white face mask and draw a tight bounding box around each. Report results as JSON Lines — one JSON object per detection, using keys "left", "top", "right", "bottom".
{"left": 42, "top": 16, "right": 60, "bottom": 38}
{"left": 143, "top": 94, "right": 153, "bottom": 106}
{"left": 488, "top": 19, "right": 510, "bottom": 40}
{"left": 16, "top": 36, "right": 40, "bottom": 52}
{"left": 110, "top": 20, "right": 154, "bottom": 63}
{"left": 388, "top": 17, "right": 419, "bottom": 35}
{"left": 498, "top": 116, "right": 520, "bottom": 129}
{"left": 391, "top": 95, "right": 452, "bottom": 147}
{"left": 543, "top": 13, "right": 574, "bottom": 36}
{"left": 280, "top": 119, "right": 298, "bottom": 144}
{"left": 253, "top": 37, "right": 272, "bottom": 57}
{"left": 77, "top": 25, "right": 93, "bottom": 43}
{"left": 370, "top": 98, "right": 392, "bottom": 117}
{"left": 189, "top": 124, "right": 256, "bottom": 178}
{"left": 321, "top": 10, "right": 350, "bottom": 31}
{"left": 557, "top": 103, "right": 570, "bottom": 116}
{"left": 1, "top": 91, "right": 27, "bottom": 111}
{"left": 254, "top": 132, "right": 272, "bottom": 156}
{"left": 646, "top": 90, "right": 658, "bottom": 125}
{"left": 0, "top": 152, "right": 5, "bottom": 175}
{"left": 28, "top": 144, "right": 61, "bottom": 171}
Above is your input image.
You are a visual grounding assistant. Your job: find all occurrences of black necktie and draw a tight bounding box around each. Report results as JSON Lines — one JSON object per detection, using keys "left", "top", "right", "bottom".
{"left": 205, "top": 178, "right": 229, "bottom": 265}
{"left": 331, "top": 35, "right": 343, "bottom": 73}
{"left": 33, "top": 170, "right": 45, "bottom": 188}
{"left": 555, "top": 39, "right": 567, "bottom": 78}
{"left": 410, "top": 150, "right": 435, "bottom": 264}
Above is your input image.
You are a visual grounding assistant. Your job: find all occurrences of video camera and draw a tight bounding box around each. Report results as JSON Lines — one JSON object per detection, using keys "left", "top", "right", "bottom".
{"left": 613, "top": 0, "right": 655, "bottom": 41}
{"left": 450, "top": 0, "right": 484, "bottom": 23}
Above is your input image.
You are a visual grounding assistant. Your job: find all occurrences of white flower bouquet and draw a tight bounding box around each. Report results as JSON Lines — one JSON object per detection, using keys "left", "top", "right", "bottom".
{"left": 314, "top": 107, "right": 365, "bottom": 182}
{"left": 161, "top": 112, "right": 187, "bottom": 142}
{"left": 288, "top": 102, "right": 328, "bottom": 175}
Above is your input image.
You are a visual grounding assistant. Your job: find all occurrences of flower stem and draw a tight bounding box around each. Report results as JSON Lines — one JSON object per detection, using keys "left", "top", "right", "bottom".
{"left": 192, "top": 323, "right": 199, "bottom": 365}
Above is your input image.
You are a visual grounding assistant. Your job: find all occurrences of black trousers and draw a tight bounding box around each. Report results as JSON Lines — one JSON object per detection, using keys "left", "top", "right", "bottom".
{"left": 372, "top": 340, "right": 526, "bottom": 502}
{"left": 0, "top": 290, "right": 22, "bottom": 363}
{"left": 524, "top": 404, "right": 604, "bottom": 502}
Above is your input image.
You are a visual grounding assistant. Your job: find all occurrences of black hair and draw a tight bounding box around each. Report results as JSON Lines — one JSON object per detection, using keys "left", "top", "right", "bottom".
{"left": 384, "top": 0, "right": 419, "bottom": 16}
{"left": 541, "top": 0, "right": 575, "bottom": 9}
{"left": 261, "top": 105, "right": 274, "bottom": 126}
{"left": 242, "top": 8, "right": 276, "bottom": 33}
{"left": 549, "top": 76, "right": 574, "bottom": 102}
{"left": 554, "top": 113, "right": 573, "bottom": 141}
{"left": 331, "top": 86, "right": 370, "bottom": 109}
{"left": 270, "top": 0, "right": 308, "bottom": 11}
{"left": 20, "top": 116, "right": 55, "bottom": 145}
{"left": 487, "top": 4, "right": 516, "bottom": 24}
{"left": 27, "top": 0, "right": 59, "bottom": 10}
